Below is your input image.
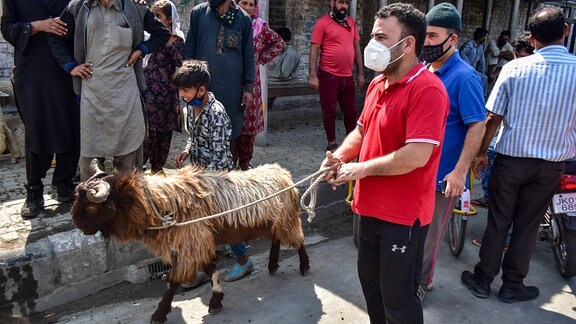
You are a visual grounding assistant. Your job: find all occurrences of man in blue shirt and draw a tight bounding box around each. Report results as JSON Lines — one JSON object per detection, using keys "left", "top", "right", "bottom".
{"left": 460, "top": 27, "right": 489, "bottom": 95}
{"left": 418, "top": 3, "right": 486, "bottom": 301}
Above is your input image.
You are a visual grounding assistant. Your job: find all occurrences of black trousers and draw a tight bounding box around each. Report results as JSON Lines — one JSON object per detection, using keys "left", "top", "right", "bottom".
{"left": 474, "top": 154, "right": 565, "bottom": 288}
{"left": 358, "top": 216, "right": 428, "bottom": 324}
{"left": 25, "top": 143, "right": 79, "bottom": 188}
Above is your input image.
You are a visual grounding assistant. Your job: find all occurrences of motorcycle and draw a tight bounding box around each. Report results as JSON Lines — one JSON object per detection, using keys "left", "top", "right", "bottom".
{"left": 540, "top": 160, "right": 576, "bottom": 278}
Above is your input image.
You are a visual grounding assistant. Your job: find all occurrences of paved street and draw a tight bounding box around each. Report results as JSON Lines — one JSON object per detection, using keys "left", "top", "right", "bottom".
{"left": 37, "top": 214, "right": 576, "bottom": 324}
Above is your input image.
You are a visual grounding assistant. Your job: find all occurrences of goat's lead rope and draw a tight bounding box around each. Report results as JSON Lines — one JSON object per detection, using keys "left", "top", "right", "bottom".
{"left": 146, "top": 164, "right": 340, "bottom": 230}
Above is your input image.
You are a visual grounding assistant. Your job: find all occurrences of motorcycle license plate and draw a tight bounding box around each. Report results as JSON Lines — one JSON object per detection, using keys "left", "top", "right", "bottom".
{"left": 552, "top": 192, "right": 576, "bottom": 214}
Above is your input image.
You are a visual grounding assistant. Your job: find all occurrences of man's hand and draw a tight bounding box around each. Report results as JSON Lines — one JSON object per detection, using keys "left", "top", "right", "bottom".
{"left": 70, "top": 61, "right": 93, "bottom": 80}
{"left": 472, "top": 154, "right": 489, "bottom": 180}
{"left": 32, "top": 17, "right": 67, "bottom": 36}
{"left": 242, "top": 92, "right": 252, "bottom": 108}
{"left": 321, "top": 151, "right": 342, "bottom": 185}
{"left": 443, "top": 170, "right": 466, "bottom": 198}
{"left": 309, "top": 75, "right": 319, "bottom": 90}
{"left": 125, "top": 50, "right": 143, "bottom": 67}
{"left": 356, "top": 74, "right": 364, "bottom": 92}
{"left": 174, "top": 151, "right": 190, "bottom": 169}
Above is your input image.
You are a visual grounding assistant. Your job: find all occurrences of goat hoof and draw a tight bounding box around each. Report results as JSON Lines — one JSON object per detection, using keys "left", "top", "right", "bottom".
{"left": 208, "top": 306, "right": 223, "bottom": 314}
{"left": 150, "top": 318, "right": 166, "bottom": 324}
{"left": 300, "top": 267, "right": 310, "bottom": 276}
{"left": 268, "top": 265, "right": 279, "bottom": 274}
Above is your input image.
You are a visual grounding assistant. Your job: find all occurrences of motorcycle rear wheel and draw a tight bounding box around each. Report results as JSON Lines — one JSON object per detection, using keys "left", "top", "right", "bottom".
{"left": 548, "top": 208, "right": 576, "bottom": 278}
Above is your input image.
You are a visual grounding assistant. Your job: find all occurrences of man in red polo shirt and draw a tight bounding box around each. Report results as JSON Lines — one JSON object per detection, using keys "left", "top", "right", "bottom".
{"left": 321, "top": 3, "right": 449, "bottom": 323}
{"left": 309, "top": 0, "right": 364, "bottom": 152}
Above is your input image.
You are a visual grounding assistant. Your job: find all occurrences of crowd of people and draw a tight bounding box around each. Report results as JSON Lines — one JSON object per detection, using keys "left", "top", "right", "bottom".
{"left": 2, "top": 0, "right": 576, "bottom": 323}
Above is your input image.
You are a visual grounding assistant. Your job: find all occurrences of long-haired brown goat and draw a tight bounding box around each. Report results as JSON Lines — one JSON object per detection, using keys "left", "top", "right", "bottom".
{"left": 72, "top": 162, "right": 310, "bottom": 323}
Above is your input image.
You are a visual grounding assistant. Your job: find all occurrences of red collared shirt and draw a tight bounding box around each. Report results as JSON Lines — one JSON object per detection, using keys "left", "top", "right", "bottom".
{"left": 352, "top": 63, "right": 449, "bottom": 226}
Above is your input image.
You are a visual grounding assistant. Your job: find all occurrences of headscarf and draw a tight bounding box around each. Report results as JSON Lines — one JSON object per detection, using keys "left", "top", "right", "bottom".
{"left": 168, "top": 0, "right": 185, "bottom": 39}
{"left": 244, "top": 0, "right": 264, "bottom": 38}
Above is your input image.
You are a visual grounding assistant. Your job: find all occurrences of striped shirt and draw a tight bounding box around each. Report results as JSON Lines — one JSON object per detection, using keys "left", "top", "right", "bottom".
{"left": 487, "top": 45, "right": 576, "bottom": 161}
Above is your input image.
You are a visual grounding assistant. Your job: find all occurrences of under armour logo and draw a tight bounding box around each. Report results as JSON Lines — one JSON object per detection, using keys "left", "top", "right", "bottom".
{"left": 391, "top": 245, "right": 406, "bottom": 253}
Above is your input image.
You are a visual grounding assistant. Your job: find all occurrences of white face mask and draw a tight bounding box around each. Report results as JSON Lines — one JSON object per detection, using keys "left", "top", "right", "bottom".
{"left": 364, "top": 37, "right": 407, "bottom": 72}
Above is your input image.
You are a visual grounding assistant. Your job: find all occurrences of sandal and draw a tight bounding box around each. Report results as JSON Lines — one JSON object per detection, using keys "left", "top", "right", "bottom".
{"left": 471, "top": 197, "right": 489, "bottom": 208}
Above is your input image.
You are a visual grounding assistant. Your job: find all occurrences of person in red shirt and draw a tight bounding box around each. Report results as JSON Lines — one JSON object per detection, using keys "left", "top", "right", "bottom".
{"left": 321, "top": 3, "right": 449, "bottom": 323}
{"left": 309, "top": 0, "right": 364, "bottom": 152}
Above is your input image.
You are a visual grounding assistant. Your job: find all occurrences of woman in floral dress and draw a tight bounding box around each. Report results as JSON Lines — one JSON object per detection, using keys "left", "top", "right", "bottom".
{"left": 236, "top": 0, "right": 285, "bottom": 170}
{"left": 143, "top": 0, "right": 184, "bottom": 174}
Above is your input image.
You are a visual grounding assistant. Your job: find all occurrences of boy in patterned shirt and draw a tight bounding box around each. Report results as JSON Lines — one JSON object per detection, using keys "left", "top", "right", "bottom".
{"left": 174, "top": 60, "right": 234, "bottom": 171}
{"left": 173, "top": 59, "right": 254, "bottom": 287}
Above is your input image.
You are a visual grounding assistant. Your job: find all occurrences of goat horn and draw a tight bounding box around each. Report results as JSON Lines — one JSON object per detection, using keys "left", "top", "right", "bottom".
{"left": 87, "top": 180, "right": 111, "bottom": 203}
{"left": 86, "top": 158, "right": 107, "bottom": 182}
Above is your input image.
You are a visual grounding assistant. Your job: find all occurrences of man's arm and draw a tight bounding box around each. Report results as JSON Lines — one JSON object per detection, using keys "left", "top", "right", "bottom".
{"left": 331, "top": 142, "right": 436, "bottom": 185}
{"left": 309, "top": 43, "right": 321, "bottom": 90}
{"left": 487, "top": 40, "right": 499, "bottom": 57}
{"left": 473, "top": 112, "right": 502, "bottom": 176}
{"left": 353, "top": 40, "right": 364, "bottom": 91}
{"left": 443, "top": 121, "right": 485, "bottom": 197}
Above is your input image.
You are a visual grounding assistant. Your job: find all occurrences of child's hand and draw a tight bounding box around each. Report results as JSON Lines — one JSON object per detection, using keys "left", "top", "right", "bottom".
{"left": 125, "top": 50, "right": 143, "bottom": 67}
{"left": 174, "top": 151, "right": 190, "bottom": 169}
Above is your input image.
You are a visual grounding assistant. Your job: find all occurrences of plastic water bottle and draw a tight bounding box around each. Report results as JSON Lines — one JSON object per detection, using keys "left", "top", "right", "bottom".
{"left": 461, "top": 189, "right": 471, "bottom": 212}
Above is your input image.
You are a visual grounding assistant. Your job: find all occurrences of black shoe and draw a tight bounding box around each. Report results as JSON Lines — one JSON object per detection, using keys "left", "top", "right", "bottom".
{"left": 461, "top": 270, "right": 490, "bottom": 298}
{"left": 498, "top": 285, "right": 539, "bottom": 303}
{"left": 21, "top": 185, "right": 45, "bottom": 219}
{"left": 72, "top": 169, "right": 81, "bottom": 185}
{"left": 57, "top": 184, "right": 75, "bottom": 202}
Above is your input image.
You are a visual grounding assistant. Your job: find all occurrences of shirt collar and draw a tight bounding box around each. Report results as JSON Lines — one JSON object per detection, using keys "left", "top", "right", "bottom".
{"left": 537, "top": 45, "right": 569, "bottom": 54}
{"left": 434, "top": 52, "right": 460, "bottom": 76}
{"left": 385, "top": 62, "right": 427, "bottom": 87}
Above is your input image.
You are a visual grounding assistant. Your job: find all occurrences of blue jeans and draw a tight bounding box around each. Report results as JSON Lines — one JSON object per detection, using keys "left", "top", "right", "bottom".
{"left": 480, "top": 147, "right": 496, "bottom": 199}
{"left": 230, "top": 242, "right": 247, "bottom": 258}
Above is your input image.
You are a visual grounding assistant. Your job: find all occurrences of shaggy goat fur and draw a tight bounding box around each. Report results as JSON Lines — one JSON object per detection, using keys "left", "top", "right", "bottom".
{"left": 72, "top": 163, "right": 309, "bottom": 320}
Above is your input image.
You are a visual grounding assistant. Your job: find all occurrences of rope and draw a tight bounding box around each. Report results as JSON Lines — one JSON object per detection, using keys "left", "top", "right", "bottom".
{"left": 146, "top": 164, "right": 341, "bottom": 230}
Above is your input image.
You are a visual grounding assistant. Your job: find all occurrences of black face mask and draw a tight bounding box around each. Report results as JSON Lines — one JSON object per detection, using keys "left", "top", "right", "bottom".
{"left": 332, "top": 6, "right": 347, "bottom": 21}
{"left": 420, "top": 34, "right": 453, "bottom": 63}
{"left": 209, "top": 0, "right": 226, "bottom": 8}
